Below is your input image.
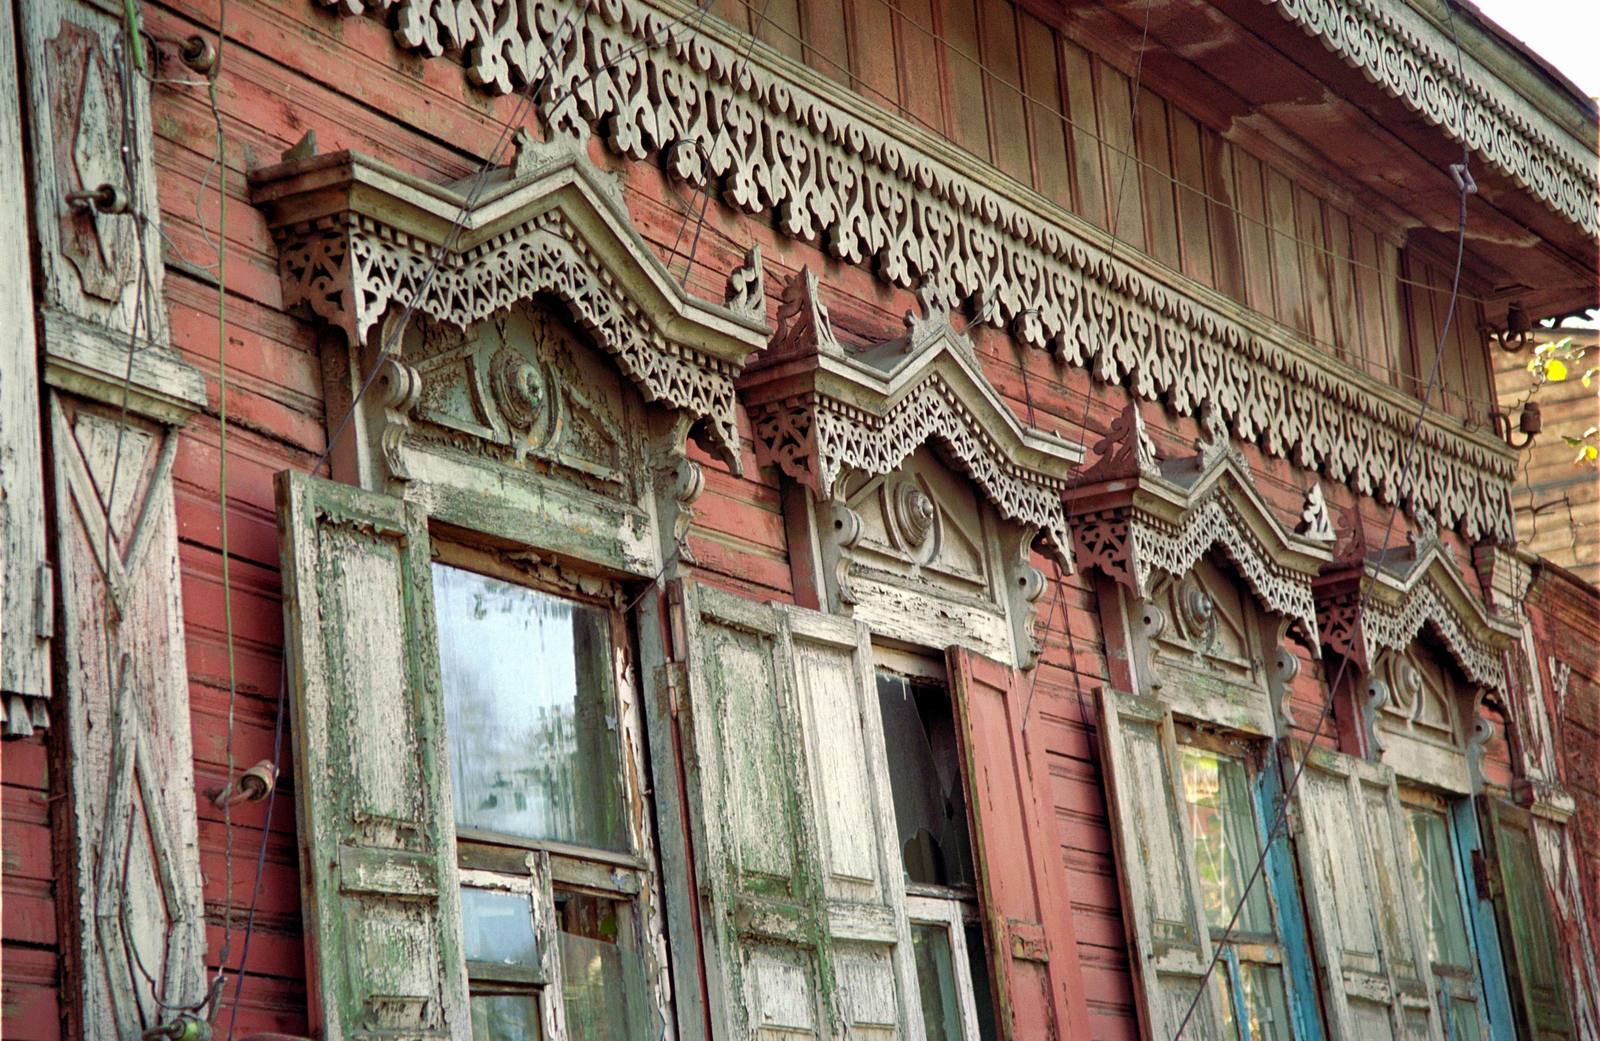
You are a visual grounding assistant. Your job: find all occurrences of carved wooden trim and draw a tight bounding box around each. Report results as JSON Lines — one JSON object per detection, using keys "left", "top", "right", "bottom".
{"left": 307, "top": 0, "right": 1519, "bottom": 541}
{"left": 1262, "top": 0, "right": 1597, "bottom": 235}
{"left": 248, "top": 144, "right": 769, "bottom": 470}
{"left": 1065, "top": 403, "right": 1333, "bottom": 639}
{"left": 743, "top": 273, "right": 1082, "bottom": 570}
{"left": 1314, "top": 518, "right": 1519, "bottom": 693}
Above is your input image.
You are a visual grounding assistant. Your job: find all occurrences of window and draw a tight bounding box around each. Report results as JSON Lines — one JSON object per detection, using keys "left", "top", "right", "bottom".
{"left": 876, "top": 656, "right": 999, "bottom": 1041}
{"left": 1402, "top": 794, "right": 1484, "bottom": 1041}
{"left": 433, "top": 560, "right": 654, "bottom": 1041}
{"left": 1177, "top": 740, "right": 1294, "bottom": 1041}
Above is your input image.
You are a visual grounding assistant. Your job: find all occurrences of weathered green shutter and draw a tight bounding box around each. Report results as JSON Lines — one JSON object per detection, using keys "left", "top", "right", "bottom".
{"left": 1291, "top": 745, "right": 1439, "bottom": 1041}
{"left": 1482, "top": 797, "right": 1575, "bottom": 1041}
{"left": 672, "top": 580, "right": 919, "bottom": 1040}
{"left": 1096, "top": 688, "right": 1229, "bottom": 1038}
{"left": 278, "top": 471, "right": 469, "bottom": 1041}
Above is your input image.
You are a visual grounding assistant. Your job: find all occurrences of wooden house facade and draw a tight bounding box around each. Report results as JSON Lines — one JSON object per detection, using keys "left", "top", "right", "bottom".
{"left": 0, "top": 0, "right": 1596, "bottom": 1039}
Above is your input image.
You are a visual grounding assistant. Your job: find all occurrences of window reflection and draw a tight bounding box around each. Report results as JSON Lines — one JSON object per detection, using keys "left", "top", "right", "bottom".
{"left": 433, "top": 564, "right": 627, "bottom": 851}
{"left": 1180, "top": 748, "right": 1271, "bottom": 935}
{"left": 1406, "top": 809, "right": 1472, "bottom": 969}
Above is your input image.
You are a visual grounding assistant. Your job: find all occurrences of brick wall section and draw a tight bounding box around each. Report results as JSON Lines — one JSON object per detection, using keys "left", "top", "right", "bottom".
{"left": 0, "top": 2, "right": 1523, "bottom": 1040}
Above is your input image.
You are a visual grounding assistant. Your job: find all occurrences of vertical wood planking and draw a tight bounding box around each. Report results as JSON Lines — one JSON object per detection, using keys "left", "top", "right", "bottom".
{"left": 847, "top": 0, "right": 898, "bottom": 106}
{"left": 1324, "top": 207, "right": 1359, "bottom": 361}
{"left": 1233, "top": 152, "right": 1276, "bottom": 316}
{"left": 1295, "top": 186, "right": 1336, "bottom": 352}
{"left": 1379, "top": 239, "right": 1412, "bottom": 391}
{"left": 978, "top": 0, "right": 1030, "bottom": 184}
{"left": 1405, "top": 252, "right": 1439, "bottom": 402}
{"left": 1095, "top": 61, "right": 1145, "bottom": 251}
{"left": 1265, "top": 168, "right": 1306, "bottom": 332}
{"left": 759, "top": 0, "right": 805, "bottom": 61}
{"left": 1020, "top": 11, "right": 1072, "bottom": 207}
{"left": 1204, "top": 132, "right": 1245, "bottom": 300}
{"left": 1351, "top": 225, "right": 1389, "bottom": 379}
{"left": 1169, "top": 109, "right": 1214, "bottom": 287}
{"left": 893, "top": 0, "right": 945, "bottom": 134}
{"left": 800, "top": 0, "right": 852, "bottom": 86}
{"left": 1060, "top": 38, "right": 1108, "bottom": 230}
{"left": 1135, "top": 88, "right": 1180, "bottom": 271}
{"left": 939, "top": 0, "right": 990, "bottom": 161}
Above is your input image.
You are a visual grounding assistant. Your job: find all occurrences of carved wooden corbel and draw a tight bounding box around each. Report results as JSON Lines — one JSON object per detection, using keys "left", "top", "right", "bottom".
{"left": 724, "top": 245, "right": 765, "bottom": 321}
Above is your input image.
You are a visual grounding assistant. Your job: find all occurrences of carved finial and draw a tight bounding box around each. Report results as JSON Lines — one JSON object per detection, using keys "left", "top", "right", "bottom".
{"left": 1332, "top": 500, "right": 1368, "bottom": 565}
{"left": 280, "top": 130, "right": 317, "bottom": 164}
{"left": 1074, "top": 401, "right": 1160, "bottom": 484}
{"left": 892, "top": 287, "right": 972, "bottom": 358}
{"left": 725, "top": 245, "right": 765, "bottom": 321}
{"left": 512, "top": 128, "right": 540, "bottom": 179}
{"left": 769, "top": 266, "right": 842, "bottom": 357}
{"left": 1298, "top": 484, "right": 1336, "bottom": 543}
{"left": 1194, "top": 401, "right": 1240, "bottom": 470}
{"left": 1408, "top": 512, "right": 1442, "bottom": 560}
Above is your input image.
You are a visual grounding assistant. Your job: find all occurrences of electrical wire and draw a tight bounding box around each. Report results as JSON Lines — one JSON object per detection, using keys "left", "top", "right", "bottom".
{"left": 1169, "top": 5, "right": 1477, "bottom": 1035}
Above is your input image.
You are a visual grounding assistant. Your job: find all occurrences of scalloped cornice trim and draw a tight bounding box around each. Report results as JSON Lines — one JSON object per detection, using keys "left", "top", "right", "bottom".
{"left": 314, "top": 0, "right": 1518, "bottom": 539}
{"left": 1265, "top": 0, "right": 1598, "bottom": 235}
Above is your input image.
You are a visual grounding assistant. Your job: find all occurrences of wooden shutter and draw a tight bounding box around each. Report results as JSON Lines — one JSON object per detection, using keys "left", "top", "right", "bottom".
{"left": 1096, "top": 686, "right": 1229, "bottom": 1038}
{"left": 1481, "top": 797, "right": 1575, "bottom": 1041}
{"left": 1291, "top": 744, "right": 1440, "bottom": 1041}
{"left": 278, "top": 471, "right": 469, "bottom": 1041}
{"left": 672, "top": 580, "right": 919, "bottom": 1040}
{"left": 951, "top": 650, "right": 1088, "bottom": 1041}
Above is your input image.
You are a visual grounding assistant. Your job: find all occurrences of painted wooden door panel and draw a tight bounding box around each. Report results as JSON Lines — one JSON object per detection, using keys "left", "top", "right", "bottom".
{"left": 950, "top": 650, "right": 1089, "bottom": 1041}
{"left": 673, "top": 580, "right": 919, "bottom": 1041}
{"left": 1482, "top": 797, "right": 1575, "bottom": 1041}
{"left": 277, "top": 470, "right": 470, "bottom": 1041}
{"left": 1290, "top": 744, "right": 1442, "bottom": 1041}
{"left": 1096, "top": 687, "right": 1228, "bottom": 1039}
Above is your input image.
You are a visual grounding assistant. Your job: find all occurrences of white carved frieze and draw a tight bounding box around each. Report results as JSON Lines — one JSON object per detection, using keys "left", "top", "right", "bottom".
{"left": 247, "top": 143, "right": 769, "bottom": 471}
{"left": 1065, "top": 402, "right": 1333, "bottom": 640}
{"left": 305, "top": 0, "right": 1520, "bottom": 542}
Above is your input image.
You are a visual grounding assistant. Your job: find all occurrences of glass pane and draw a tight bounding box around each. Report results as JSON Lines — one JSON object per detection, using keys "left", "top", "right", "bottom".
{"left": 558, "top": 931, "right": 651, "bottom": 1041}
{"left": 470, "top": 992, "right": 542, "bottom": 1041}
{"left": 434, "top": 564, "right": 628, "bottom": 851}
{"left": 1449, "top": 996, "right": 1485, "bottom": 1041}
{"left": 1214, "top": 968, "right": 1241, "bottom": 1041}
{"left": 1240, "top": 962, "right": 1292, "bottom": 1041}
{"left": 877, "top": 671, "right": 975, "bottom": 886}
{"left": 1180, "top": 748, "right": 1272, "bottom": 935}
{"left": 912, "top": 923, "right": 962, "bottom": 1041}
{"left": 1406, "top": 808, "right": 1473, "bottom": 969}
{"left": 964, "top": 922, "right": 999, "bottom": 1041}
{"left": 462, "top": 888, "right": 539, "bottom": 967}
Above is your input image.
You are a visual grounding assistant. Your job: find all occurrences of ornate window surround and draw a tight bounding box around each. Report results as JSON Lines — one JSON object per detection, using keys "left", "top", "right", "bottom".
{"left": 304, "top": 0, "right": 1522, "bottom": 543}
{"left": 247, "top": 136, "right": 767, "bottom": 476}
{"left": 248, "top": 138, "right": 772, "bottom": 578}
{"left": 740, "top": 270, "right": 1083, "bottom": 667}
{"left": 1065, "top": 401, "right": 1336, "bottom": 650}
{"left": 1314, "top": 510, "right": 1519, "bottom": 700}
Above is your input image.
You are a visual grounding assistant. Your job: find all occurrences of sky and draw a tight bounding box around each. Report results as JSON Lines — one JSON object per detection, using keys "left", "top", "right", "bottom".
{"left": 1468, "top": 0, "right": 1600, "bottom": 99}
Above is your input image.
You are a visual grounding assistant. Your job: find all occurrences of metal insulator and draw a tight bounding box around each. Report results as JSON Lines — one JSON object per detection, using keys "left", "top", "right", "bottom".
{"left": 65, "top": 183, "right": 128, "bottom": 214}
{"left": 1519, "top": 401, "right": 1543, "bottom": 436}
{"left": 180, "top": 34, "right": 218, "bottom": 74}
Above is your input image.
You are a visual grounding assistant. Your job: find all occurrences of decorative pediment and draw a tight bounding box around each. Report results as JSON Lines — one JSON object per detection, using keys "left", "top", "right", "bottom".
{"left": 1316, "top": 510, "right": 1518, "bottom": 694}
{"left": 741, "top": 272, "right": 1083, "bottom": 568}
{"left": 1065, "top": 403, "right": 1334, "bottom": 638}
{"left": 247, "top": 136, "right": 768, "bottom": 469}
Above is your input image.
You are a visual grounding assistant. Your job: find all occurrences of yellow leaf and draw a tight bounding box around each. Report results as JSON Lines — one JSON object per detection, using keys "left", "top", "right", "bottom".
{"left": 1547, "top": 359, "right": 1569, "bottom": 381}
{"left": 1580, "top": 444, "right": 1598, "bottom": 464}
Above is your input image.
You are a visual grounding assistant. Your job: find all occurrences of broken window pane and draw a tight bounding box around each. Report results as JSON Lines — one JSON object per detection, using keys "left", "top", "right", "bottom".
{"left": 911, "top": 923, "right": 962, "bottom": 1041}
{"left": 963, "top": 922, "right": 999, "bottom": 1040}
{"left": 461, "top": 887, "right": 540, "bottom": 968}
{"left": 433, "top": 564, "right": 627, "bottom": 851}
{"left": 470, "top": 991, "right": 542, "bottom": 1041}
{"left": 1405, "top": 808, "right": 1472, "bottom": 969}
{"left": 876, "top": 670, "right": 976, "bottom": 887}
{"left": 1179, "top": 747, "right": 1272, "bottom": 935}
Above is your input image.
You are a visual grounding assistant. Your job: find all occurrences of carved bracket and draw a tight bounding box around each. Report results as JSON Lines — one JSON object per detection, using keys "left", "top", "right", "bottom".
{"left": 248, "top": 147, "right": 769, "bottom": 472}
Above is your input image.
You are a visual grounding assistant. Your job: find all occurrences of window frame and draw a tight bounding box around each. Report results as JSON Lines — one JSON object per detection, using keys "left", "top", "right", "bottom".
{"left": 431, "top": 540, "right": 666, "bottom": 1041}
{"left": 1398, "top": 787, "right": 1490, "bottom": 1041}
{"left": 875, "top": 650, "right": 999, "bottom": 1041}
